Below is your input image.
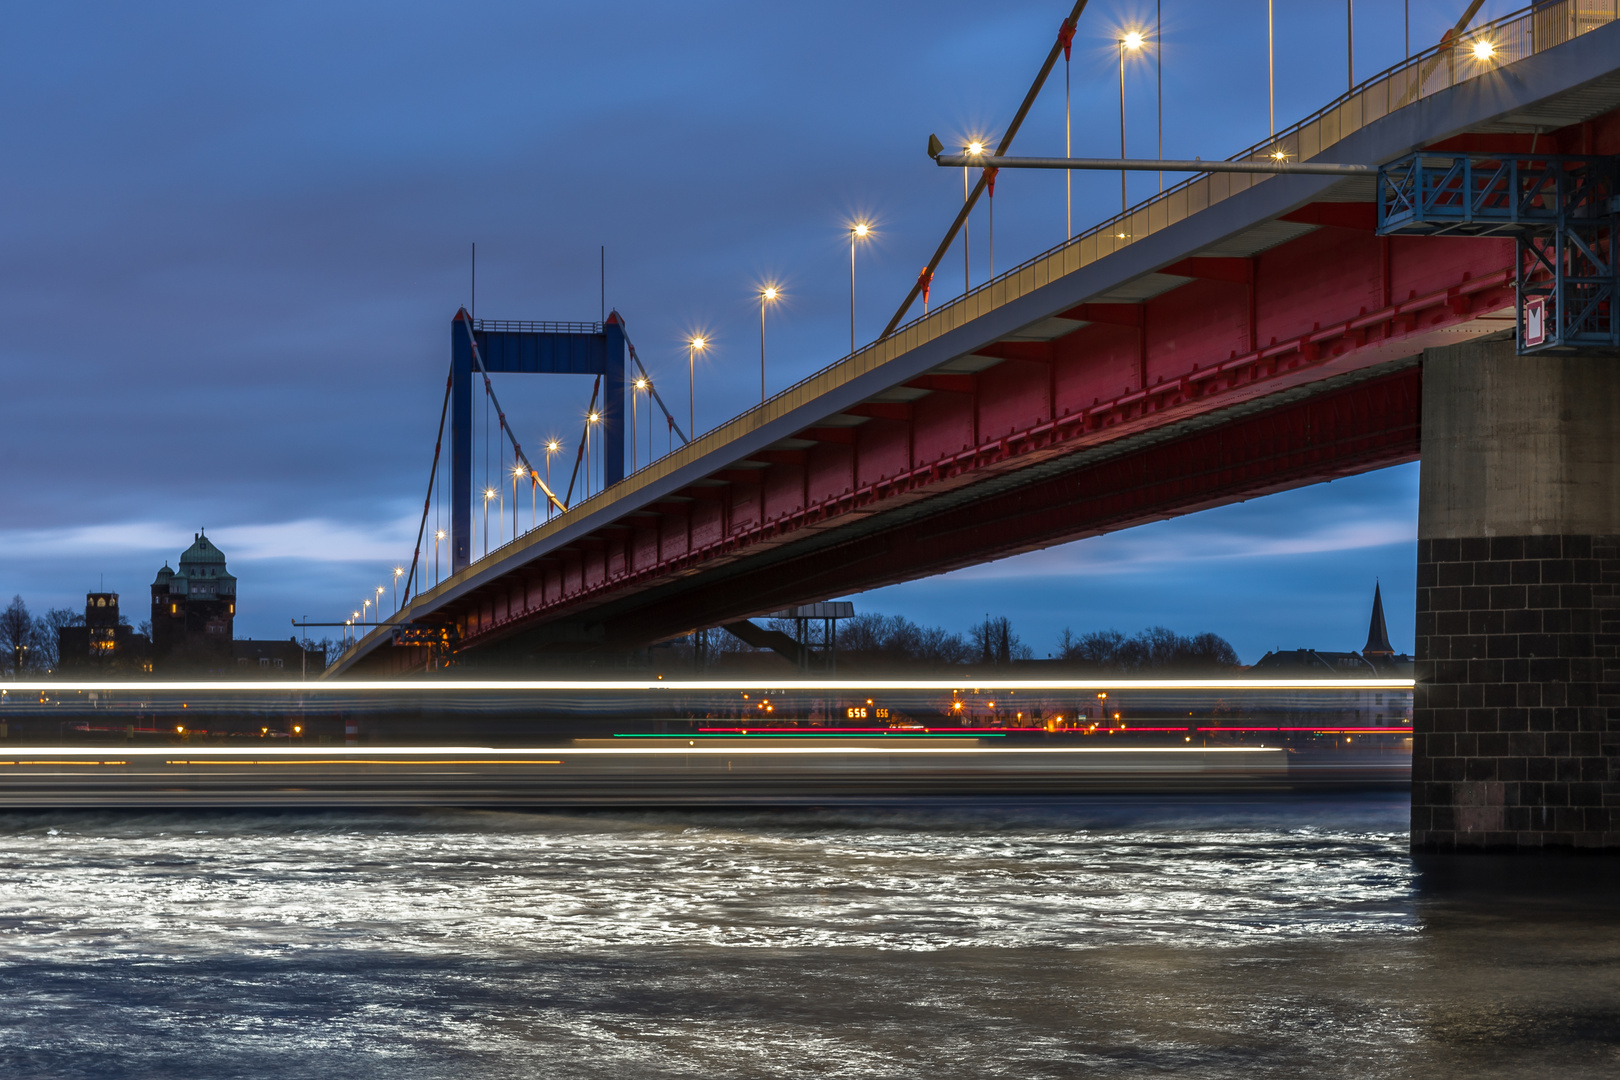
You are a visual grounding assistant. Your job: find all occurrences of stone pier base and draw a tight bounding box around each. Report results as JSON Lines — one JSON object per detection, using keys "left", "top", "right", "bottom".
{"left": 1413, "top": 339, "right": 1620, "bottom": 850}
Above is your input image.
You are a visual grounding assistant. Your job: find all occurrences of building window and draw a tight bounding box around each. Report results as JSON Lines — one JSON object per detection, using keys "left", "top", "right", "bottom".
{"left": 258, "top": 658, "right": 270, "bottom": 669}
{"left": 273, "top": 659, "right": 284, "bottom": 670}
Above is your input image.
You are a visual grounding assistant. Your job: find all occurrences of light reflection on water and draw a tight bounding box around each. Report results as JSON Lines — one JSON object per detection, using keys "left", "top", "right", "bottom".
{"left": 0, "top": 795, "right": 1613, "bottom": 1078}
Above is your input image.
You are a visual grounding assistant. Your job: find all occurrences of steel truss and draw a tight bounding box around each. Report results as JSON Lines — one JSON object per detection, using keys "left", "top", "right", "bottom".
{"left": 1377, "top": 152, "right": 1619, "bottom": 352}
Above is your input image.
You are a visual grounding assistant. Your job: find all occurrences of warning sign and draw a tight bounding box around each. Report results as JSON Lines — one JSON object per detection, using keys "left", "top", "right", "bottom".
{"left": 1523, "top": 295, "right": 1547, "bottom": 348}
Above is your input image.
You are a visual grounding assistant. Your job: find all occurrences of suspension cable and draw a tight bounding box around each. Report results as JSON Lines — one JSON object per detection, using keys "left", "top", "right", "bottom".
{"left": 564, "top": 376, "right": 600, "bottom": 506}
{"left": 621, "top": 325, "right": 689, "bottom": 445}
{"left": 460, "top": 314, "right": 568, "bottom": 514}
{"left": 401, "top": 365, "right": 453, "bottom": 604}
{"left": 881, "top": 0, "right": 1092, "bottom": 340}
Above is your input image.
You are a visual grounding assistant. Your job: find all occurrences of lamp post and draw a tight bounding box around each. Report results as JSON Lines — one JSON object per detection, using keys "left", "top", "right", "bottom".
{"left": 375, "top": 586, "right": 384, "bottom": 624}
{"left": 848, "top": 224, "right": 870, "bottom": 353}
{"left": 545, "top": 441, "right": 560, "bottom": 518}
{"left": 1119, "top": 30, "right": 1144, "bottom": 216}
{"left": 965, "top": 143, "right": 990, "bottom": 278}
{"left": 362, "top": 599, "right": 370, "bottom": 627}
{"left": 632, "top": 380, "right": 646, "bottom": 470}
{"left": 586, "top": 411, "right": 601, "bottom": 497}
{"left": 687, "top": 337, "right": 706, "bottom": 437}
{"left": 962, "top": 150, "right": 974, "bottom": 292}
{"left": 758, "top": 286, "right": 779, "bottom": 402}
{"left": 434, "top": 530, "right": 444, "bottom": 586}
{"left": 1268, "top": 0, "right": 1275, "bottom": 140}
{"left": 482, "top": 488, "right": 496, "bottom": 556}
{"left": 393, "top": 567, "right": 404, "bottom": 612}
{"left": 511, "top": 464, "right": 524, "bottom": 536}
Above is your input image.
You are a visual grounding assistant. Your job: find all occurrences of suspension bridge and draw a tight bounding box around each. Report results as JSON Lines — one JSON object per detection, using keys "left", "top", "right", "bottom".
{"left": 331, "top": 2, "right": 1620, "bottom": 679}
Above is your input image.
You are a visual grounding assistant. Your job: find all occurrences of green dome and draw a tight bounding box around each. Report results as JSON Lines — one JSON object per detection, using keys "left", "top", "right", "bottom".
{"left": 179, "top": 531, "right": 226, "bottom": 566}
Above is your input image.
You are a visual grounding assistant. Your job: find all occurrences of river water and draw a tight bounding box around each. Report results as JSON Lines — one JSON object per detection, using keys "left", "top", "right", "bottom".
{"left": 0, "top": 794, "right": 1614, "bottom": 1078}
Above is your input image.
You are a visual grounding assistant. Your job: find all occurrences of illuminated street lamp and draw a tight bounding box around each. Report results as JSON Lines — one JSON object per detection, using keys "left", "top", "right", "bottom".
{"left": 586, "top": 411, "right": 602, "bottom": 498}
{"left": 632, "top": 380, "right": 647, "bottom": 470}
{"left": 392, "top": 566, "right": 404, "bottom": 612}
{"left": 1472, "top": 39, "right": 1496, "bottom": 61}
{"left": 848, "top": 223, "right": 871, "bottom": 354}
{"left": 758, "top": 285, "right": 780, "bottom": 403}
{"left": 361, "top": 598, "right": 370, "bottom": 627}
{"left": 545, "top": 441, "right": 561, "bottom": 519}
{"left": 1119, "top": 29, "right": 1145, "bottom": 216}
{"left": 511, "top": 463, "right": 526, "bottom": 536}
{"left": 687, "top": 336, "right": 706, "bottom": 437}
{"left": 375, "top": 585, "right": 385, "bottom": 624}
{"left": 434, "top": 530, "right": 445, "bottom": 586}
{"left": 482, "top": 487, "right": 497, "bottom": 556}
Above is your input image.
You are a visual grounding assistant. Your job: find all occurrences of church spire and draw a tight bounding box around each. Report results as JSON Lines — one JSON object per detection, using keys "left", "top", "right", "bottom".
{"left": 1363, "top": 581, "right": 1394, "bottom": 657}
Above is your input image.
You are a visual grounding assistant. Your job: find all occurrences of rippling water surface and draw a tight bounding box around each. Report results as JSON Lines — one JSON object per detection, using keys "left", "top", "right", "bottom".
{"left": 0, "top": 794, "right": 1614, "bottom": 1078}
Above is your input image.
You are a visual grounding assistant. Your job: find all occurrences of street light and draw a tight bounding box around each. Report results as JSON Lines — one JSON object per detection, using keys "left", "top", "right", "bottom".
{"left": 375, "top": 585, "right": 385, "bottom": 624}
{"left": 1472, "top": 39, "right": 1496, "bottom": 61}
{"left": 482, "top": 487, "right": 497, "bottom": 556}
{"left": 511, "top": 463, "right": 526, "bottom": 536}
{"left": 632, "top": 380, "right": 646, "bottom": 470}
{"left": 393, "top": 566, "right": 404, "bottom": 612}
{"left": 362, "top": 598, "right": 370, "bottom": 627}
{"left": 545, "top": 441, "right": 560, "bottom": 518}
{"left": 758, "top": 285, "right": 780, "bottom": 403}
{"left": 1119, "top": 29, "right": 1145, "bottom": 216}
{"left": 687, "top": 336, "right": 706, "bottom": 437}
{"left": 586, "top": 411, "right": 601, "bottom": 498}
{"left": 434, "top": 529, "right": 445, "bottom": 585}
{"left": 848, "top": 224, "right": 871, "bottom": 354}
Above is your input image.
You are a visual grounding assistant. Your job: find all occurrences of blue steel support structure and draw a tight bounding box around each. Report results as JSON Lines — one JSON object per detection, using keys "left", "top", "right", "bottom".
{"left": 449, "top": 309, "right": 625, "bottom": 575}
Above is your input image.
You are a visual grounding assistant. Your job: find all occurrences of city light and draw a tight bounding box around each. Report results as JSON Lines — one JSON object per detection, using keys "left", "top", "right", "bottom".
{"left": 1472, "top": 39, "right": 1496, "bottom": 60}
{"left": 849, "top": 223, "right": 873, "bottom": 352}
{"left": 1121, "top": 30, "right": 1143, "bottom": 50}
{"left": 965, "top": 142, "right": 984, "bottom": 157}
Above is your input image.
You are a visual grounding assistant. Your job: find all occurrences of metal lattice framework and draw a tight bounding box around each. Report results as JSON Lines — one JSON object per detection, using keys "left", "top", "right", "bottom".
{"left": 1377, "top": 152, "right": 1619, "bottom": 352}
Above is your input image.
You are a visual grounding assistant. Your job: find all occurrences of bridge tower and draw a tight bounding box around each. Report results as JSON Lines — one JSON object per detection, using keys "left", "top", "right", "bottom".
{"left": 449, "top": 309, "right": 626, "bottom": 574}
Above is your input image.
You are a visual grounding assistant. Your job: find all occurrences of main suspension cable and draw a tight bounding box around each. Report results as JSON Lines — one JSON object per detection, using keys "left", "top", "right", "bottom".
{"left": 881, "top": 0, "right": 1092, "bottom": 339}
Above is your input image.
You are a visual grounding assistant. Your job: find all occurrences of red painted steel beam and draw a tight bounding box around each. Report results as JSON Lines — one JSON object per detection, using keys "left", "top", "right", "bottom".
{"left": 586, "top": 366, "right": 1422, "bottom": 646}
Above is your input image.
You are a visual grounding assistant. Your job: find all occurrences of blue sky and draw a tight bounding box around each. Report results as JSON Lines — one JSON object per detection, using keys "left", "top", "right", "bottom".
{"left": 1, "top": 1, "right": 1512, "bottom": 660}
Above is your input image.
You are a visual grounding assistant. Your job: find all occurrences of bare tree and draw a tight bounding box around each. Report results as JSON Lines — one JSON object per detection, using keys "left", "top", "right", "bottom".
{"left": 29, "top": 608, "right": 82, "bottom": 671}
{"left": 0, "top": 596, "right": 35, "bottom": 676}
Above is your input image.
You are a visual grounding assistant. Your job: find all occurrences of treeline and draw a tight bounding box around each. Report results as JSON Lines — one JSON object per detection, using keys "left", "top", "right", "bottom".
{"left": 1054, "top": 626, "right": 1240, "bottom": 673}
{"left": 692, "top": 612, "right": 1239, "bottom": 674}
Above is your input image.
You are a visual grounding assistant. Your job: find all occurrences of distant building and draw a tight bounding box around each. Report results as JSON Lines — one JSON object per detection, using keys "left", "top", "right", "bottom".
{"left": 56, "top": 593, "right": 150, "bottom": 675}
{"left": 232, "top": 638, "right": 325, "bottom": 678}
{"left": 150, "top": 531, "right": 237, "bottom": 674}
{"left": 1251, "top": 582, "right": 1414, "bottom": 677}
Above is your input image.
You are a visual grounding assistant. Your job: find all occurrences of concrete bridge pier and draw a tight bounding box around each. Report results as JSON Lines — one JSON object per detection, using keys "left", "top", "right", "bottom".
{"left": 1414, "top": 336, "right": 1620, "bottom": 850}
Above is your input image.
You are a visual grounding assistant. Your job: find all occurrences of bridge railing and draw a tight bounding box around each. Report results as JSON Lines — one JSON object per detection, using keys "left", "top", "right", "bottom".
{"left": 407, "top": 1, "right": 1611, "bottom": 612}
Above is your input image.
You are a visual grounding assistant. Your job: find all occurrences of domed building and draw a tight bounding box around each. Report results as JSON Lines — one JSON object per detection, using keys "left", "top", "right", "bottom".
{"left": 150, "top": 530, "right": 237, "bottom": 673}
